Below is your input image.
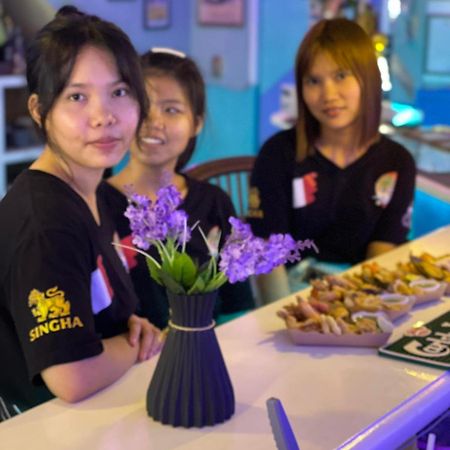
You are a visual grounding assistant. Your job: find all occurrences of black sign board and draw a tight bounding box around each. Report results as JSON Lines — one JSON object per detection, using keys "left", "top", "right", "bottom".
{"left": 378, "top": 310, "right": 450, "bottom": 370}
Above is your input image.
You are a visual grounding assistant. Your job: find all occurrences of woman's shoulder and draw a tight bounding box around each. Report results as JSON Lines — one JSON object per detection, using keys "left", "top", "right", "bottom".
{"left": 0, "top": 170, "right": 93, "bottom": 248}
{"left": 252, "top": 128, "right": 297, "bottom": 180}
{"left": 97, "top": 179, "right": 128, "bottom": 210}
{"left": 374, "top": 135, "right": 416, "bottom": 167}
{"left": 185, "top": 176, "right": 232, "bottom": 204}
{"left": 98, "top": 179, "right": 126, "bottom": 198}
{"left": 376, "top": 134, "right": 412, "bottom": 155}
{"left": 5, "top": 170, "right": 86, "bottom": 217}
{"left": 183, "top": 176, "right": 235, "bottom": 217}
{"left": 182, "top": 176, "right": 236, "bottom": 239}
{"left": 259, "top": 127, "right": 297, "bottom": 158}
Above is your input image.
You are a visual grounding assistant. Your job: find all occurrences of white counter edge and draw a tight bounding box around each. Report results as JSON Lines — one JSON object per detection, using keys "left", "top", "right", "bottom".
{"left": 337, "top": 371, "right": 450, "bottom": 450}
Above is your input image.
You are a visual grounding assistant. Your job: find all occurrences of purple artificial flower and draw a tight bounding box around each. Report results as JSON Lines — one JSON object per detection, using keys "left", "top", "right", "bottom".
{"left": 122, "top": 187, "right": 317, "bottom": 292}
{"left": 124, "top": 185, "right": 191, "bottom": 250}
{"left": 219, "top": 217, "right": 318, "bottom": 283}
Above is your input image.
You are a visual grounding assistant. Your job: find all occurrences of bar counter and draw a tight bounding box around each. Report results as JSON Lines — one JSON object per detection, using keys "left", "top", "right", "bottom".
{"left": 1, "top": 226, "right": 449, "bottom": 450}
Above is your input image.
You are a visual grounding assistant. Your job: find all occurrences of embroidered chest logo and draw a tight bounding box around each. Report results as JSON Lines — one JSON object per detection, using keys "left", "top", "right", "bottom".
{"left": 247, "top": 187, "right": 264, "bottom": 218}
{"left": 28, "top": 286, "right": 84, "bottom": 342}
{"left": 373, "top": 171, "right": 398, "bottom": 208}
{"left": 292, "top": 172, "right": 318, "bottom": 208}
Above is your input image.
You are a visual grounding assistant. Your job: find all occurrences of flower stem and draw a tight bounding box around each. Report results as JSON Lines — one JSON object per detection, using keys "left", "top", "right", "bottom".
{"left": 112, "top": 242, "right": 161, "bottom": 269}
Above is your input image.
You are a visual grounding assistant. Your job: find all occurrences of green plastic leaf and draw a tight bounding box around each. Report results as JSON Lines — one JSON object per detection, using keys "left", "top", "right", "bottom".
{"left": 172, "top": 252, "right": 198, "bottom": 288}
{"left": 159, "top": 270, "right": 186, "bottom": 294}
{"left": 187, "top": 275, "right": 206, "bottom": 295}
{"left": 146, "top": 257, "right": 163, "bottom": 285}
{"left": 204, "top": 272, "right": 227, "bottom": 292}
{"left": 201, "top": 257, "right": 216, "bottom": 281}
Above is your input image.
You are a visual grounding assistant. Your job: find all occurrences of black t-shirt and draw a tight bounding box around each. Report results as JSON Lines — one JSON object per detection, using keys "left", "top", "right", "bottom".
{"left": 98, "top": 176, "right": 254, "bottom": 330}
{"left": 0, "top": 170, "right": 139, "bottom": 411}
{"left": 247, "top": 128, "right": 416, "bottom": 264}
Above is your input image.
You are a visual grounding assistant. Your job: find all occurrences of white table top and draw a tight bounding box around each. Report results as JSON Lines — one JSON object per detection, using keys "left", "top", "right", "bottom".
{"left": 1, "top": 226, "right": 450, "bottom": 450}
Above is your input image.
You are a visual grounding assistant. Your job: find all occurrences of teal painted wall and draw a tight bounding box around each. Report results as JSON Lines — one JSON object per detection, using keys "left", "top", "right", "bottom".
{"left": 192, "top": 85, "right": 259, "bottom": 165}
{"left": 258, "top": 1, "right": 309, "bottom": 92}
{"left": 258, "top": 0, "right": 309, "bottom": 144}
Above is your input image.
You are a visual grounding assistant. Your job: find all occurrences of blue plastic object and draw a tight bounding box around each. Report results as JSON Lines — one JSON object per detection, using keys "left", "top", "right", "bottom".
{"left": 266, "top": 397, "right": 300, "bottom": 450}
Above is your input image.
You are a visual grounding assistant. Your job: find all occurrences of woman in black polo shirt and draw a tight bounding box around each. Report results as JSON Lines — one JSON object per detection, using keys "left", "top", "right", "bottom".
{"left": 0, "top": 6, "right": 162, "bottom": 417}
{"left": 248, "top": 18, "right": 416, "bottom": 303}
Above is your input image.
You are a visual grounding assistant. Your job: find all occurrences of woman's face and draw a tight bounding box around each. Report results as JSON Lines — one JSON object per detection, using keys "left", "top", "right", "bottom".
{"left": 302, "top": 51, "right": 361, "bottom": 137}
{"left": 39, "top": 45, "right": 139, "bottom": 172}
{"left": 130, "top": 75, "right": 202, "bottom": 171}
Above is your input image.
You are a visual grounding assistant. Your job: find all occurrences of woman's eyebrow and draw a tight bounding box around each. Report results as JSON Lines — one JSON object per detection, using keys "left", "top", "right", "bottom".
{"left": 65, "top": 79, "right": 124, "bottom": 88}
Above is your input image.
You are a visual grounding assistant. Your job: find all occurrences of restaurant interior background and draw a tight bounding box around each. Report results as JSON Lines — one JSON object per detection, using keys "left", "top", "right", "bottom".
{"left": 0, "top": 0, "right": 449, "bottom": 237}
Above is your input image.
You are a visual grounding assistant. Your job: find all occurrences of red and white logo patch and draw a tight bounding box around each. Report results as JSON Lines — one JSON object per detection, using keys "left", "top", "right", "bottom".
{"left": 118, "top": 234, "right": 138, "bottom": 270}
{"left": 292, "top": 172, "right": 318, "bottom": 208}
{"left": 91, "top": 255, "right": 114, "bottom": 314}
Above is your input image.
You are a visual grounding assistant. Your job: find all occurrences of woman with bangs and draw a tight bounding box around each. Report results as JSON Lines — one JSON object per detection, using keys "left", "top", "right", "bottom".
{"left": 248, "top": 18, "right": 416, "bottom": 304}
{"left": 0, "top": 6, "right": 162, "bottom": 417}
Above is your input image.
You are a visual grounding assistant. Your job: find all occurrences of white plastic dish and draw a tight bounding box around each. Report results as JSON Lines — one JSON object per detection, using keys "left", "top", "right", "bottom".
{"left": 408, "top": 278, "right": 447, "bottom": 304}
{"left": 379, "top": 293, "right": 414, "bottom": 321}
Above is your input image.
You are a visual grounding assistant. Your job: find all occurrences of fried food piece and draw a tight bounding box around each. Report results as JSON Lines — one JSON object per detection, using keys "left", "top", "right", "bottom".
{"left": 352, "top": 294, "right": 383, "bottom": 312}
{"left": 280, "top": 303, "right": 306, "bottom": 321}
{"left": 286, "top": 315, "right": 298, "bottom": 329}
{"left": 296, "top": 295, "right": 321, "bottom": 320}
{"left": 308, "top": 298, "right": 330, "bottom": 314}
{"left": 412, "top": 258, "right": 445, "bottom": 280}
{"left": 315, "top": 290, "right": 341, "bottom": 302}
{"left": 336, "top": 318, "right": 357, "bottom": 334}
{"left": 310, "top": 278, "right": 329, "bottom": 292}
{"left": 392, "top": 279, "right": 415, "bottom": 295}
{"left": 325, "top": 315, "right": 342, "bottom": 335}
{"left": 342, "top": 274, "right": 363, "bottom": 290}
{"left": 319, "top": 315, "right": 331, "bottom": 334}
{"left": 328, "top": 302, "right": 350, "bottom": 320}
{"left": 354, "top": 317, "right": 379, "bottom": 333}
{"left": 297, "top": 318, "right": 321, "bottom": 332}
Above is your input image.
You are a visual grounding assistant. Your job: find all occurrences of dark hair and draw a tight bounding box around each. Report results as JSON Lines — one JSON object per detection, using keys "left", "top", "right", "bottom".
{"left": 139, "top": 50, "right": 206, "bottom": 171}
{"left": 295, "top": 18, "right": 381, "bottom": 161}
{"left": 26, "top": 5, "right": 148, "bottom": 140}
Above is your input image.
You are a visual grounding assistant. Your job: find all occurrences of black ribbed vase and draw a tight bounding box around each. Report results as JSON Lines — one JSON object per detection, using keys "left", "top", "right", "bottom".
{"left": 146, "top": 290, "right": 235, "bottom": 427}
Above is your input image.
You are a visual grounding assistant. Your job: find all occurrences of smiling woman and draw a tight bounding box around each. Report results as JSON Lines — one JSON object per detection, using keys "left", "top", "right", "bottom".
{"left": 99, "top": 48, "right": 255, "bottom": 330}
{"left": 0, "top": 6, "right": 163, "bottom": 418}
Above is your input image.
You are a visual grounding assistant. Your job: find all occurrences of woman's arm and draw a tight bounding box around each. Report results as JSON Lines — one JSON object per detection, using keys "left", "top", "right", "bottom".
{"left": 366, "top": 241, "right": 396, "bottom": 260}
{"left": 369, "top": 142, "right": 416, "bottom": 249}
{"left": 254, "top": 265, "right": 291, "bottom": 305}
{"left": 41, "top": 315, "right": 163, "bottom": 403}
{"left": 41, "top": 333, "right": 138, "bottom": 403}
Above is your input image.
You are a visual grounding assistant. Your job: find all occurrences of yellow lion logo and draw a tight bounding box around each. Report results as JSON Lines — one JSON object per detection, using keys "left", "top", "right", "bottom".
{"left": 28, "top": 286, "right": 71, "bottom": 323}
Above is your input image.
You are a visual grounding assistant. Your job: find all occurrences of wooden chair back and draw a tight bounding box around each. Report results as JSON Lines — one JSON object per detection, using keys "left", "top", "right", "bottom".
{"left": 184, "top": 156, "right": 255, "bottom": 218}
